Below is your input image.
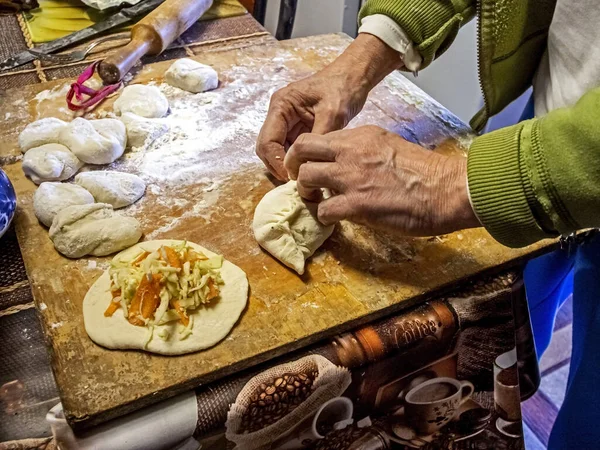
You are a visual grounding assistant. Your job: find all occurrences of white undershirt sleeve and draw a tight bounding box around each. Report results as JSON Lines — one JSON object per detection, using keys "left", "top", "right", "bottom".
{"left": 358, "top": 14, "right": 423, "bottom": 73}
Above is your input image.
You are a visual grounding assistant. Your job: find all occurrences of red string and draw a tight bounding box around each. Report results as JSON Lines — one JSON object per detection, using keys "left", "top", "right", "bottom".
{"left": 66, "top": 61, "right": 122, "bottom": 111}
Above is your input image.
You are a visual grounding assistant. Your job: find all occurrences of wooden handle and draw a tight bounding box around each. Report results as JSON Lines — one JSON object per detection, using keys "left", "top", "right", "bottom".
{"left": 98, "top": 0, "right": 213, "bottom": 84}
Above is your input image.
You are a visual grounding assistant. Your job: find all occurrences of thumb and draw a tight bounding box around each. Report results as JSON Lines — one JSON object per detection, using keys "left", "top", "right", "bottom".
{"left": 318, "top": 194, "right": 353, "bottom": 226}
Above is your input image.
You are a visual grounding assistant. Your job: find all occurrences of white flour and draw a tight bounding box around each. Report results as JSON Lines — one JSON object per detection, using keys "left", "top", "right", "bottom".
{"left": 118, "top": 79, "right": 284, "bottom": 186}
{"left": 112, "top": 55, "right": 296, "bottom": 234}
{"left": 34, "top": 83, "right": 70, "bottom": 104}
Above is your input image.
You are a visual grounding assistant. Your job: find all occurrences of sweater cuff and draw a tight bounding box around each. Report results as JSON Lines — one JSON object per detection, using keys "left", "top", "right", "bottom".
{"left": 467, "top": 122, "right": 557, "bottom": 248}
{"left": 358, "top": 0, "right": 474, "bottom": 68}
{"left": 358, "top": 15, "right": 423, "bottom": 72}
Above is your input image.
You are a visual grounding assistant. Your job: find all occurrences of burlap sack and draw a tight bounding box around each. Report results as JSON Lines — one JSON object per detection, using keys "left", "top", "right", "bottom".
{"left": 225, "top": 355, "right": 351, "bottom": 450}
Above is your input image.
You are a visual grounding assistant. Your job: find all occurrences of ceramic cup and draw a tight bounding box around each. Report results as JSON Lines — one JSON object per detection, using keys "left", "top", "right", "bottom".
{"left": 404, "top": 377, "right": 474, "bottom": 435}
{"left": 274, "top": 396, "right": 354, "bottom": 449}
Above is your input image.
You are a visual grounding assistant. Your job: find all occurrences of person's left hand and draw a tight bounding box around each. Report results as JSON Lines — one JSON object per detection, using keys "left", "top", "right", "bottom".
{"left": 284, "top": 125, "right": 481, "bottom": 237}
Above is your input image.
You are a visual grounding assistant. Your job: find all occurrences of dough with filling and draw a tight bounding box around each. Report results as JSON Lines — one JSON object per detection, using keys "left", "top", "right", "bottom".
{"left": 75, "top": 171, "right": 145, "bottom": 208}
{"left": 19, "top": 117, "right": 66, "bottom": 153}
{"left": 252, "top": 181, "right": 334, "bottom": 275}
{"left": 34, "top": 182, "right": 94, "bottom": 227}
{"left": 119, "top": 112, "right": 168, "bottom": 149}
{"left": 83, "top": 240, "right": 248, "bottom": 355}
{"left": 113, "top": 84, "right": 169, "bottom": 118}
{"left": 59, "top": 118, "right": 126, "bottom": 165}
{"left": 165, "top": 58, "right": 218, "bottom": 93}
{"left": 49, "top": 203, "right": 142, "bottom": 258}
{"left": 22, "top": 143, "right": 83, "bottom": 184}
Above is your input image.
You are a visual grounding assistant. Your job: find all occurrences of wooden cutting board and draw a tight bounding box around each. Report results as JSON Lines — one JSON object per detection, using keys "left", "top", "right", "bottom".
{"left": 0, "top": 33, "right": 553, "bottom": 429}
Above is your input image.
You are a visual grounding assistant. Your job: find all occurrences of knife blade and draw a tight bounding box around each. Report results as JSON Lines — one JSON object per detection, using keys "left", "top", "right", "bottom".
{"left": 0, "top": 0, "right": 167, "bottom": 72}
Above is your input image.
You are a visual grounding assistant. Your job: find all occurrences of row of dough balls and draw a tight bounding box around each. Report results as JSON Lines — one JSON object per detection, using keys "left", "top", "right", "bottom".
{"left": 20, "top": 84, "right": 169, "bottom": 184}
{"left": 21, "top": 58, "right": 218, "bottom": 259}
{"left": 20, "top": 58, "right": 218, "bottom": 185}
{"left": 20, "top": 84, "right": 167, "bottom": 257}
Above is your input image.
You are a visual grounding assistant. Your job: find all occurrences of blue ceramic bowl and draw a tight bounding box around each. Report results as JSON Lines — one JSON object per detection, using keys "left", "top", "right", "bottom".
{"left": 0, "top": 168, "right": 17, "bottom": 239}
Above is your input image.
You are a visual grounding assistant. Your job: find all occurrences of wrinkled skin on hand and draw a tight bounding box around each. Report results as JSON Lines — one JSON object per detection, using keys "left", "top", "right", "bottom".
{"left": 284, "top": 126, "right": 480, "bottom": 237}
{"left": 256, "top": 69, "right": 369, "bottom": 180}
{"left": 256, "top": 34, "right": 402, "bottom": 181}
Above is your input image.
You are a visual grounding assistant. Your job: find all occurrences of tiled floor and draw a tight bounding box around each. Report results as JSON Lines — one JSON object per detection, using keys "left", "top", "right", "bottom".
{"left": 522, "top": 296, "right": 573, "bottom": 449}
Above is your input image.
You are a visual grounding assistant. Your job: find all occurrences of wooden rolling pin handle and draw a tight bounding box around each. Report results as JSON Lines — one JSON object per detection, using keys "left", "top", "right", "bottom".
{"left": 98, "top": 0, "right": 213, "bottom": 85}
{"left": 98, "top": 26, "right": 160, "bottom": 85}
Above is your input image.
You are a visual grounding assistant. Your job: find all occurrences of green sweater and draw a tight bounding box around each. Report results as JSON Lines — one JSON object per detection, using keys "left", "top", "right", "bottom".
{"left": 360, "top": 0, "right": 600, "bottom": 248}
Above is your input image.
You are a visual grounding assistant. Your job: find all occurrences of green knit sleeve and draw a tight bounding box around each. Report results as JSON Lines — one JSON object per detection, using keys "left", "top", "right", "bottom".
{"left": 467, "top": 87, "right": 600, "bottom": 248}
{"left": 358, "top": 0, "right": 476, "bottom": 68}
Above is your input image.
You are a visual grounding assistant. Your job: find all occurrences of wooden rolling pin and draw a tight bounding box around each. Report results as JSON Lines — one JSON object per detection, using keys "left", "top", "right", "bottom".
{"left": 98, "top": 0, "right": 213, "bottom": 84}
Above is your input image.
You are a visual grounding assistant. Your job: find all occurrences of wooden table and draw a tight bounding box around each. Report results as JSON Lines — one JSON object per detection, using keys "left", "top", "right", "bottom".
{"left": 0, "top": 33, "right": 553, "bottom": 430}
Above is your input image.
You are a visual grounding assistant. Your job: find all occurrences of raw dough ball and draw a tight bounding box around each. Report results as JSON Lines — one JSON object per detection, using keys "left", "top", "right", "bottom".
{"left": 49, "top": 203, "right": 142, "bottom": 258}
{"left": 33, "top": 182, "right": 94, "bottom": 227}
{"left": 19, "top": 118, "right": 66, "bottom": 153}
{"left": 22, "top": 143, "right": 83, "bottom": 184}
{"left": 119, "top": 112, "right": 168, "bottom": 149}
{"left": 75, "top": 171, "right": 146, "bottom": 208}
{"left": 113, "top": 84, "right": 169, "bottom": 118}
{"left": 252, "top": 181, "right": 334, "bottom": 275}
{"left": 83, "top": 240, "right": 249, "bottom": 355}
{"left": 165, "top": 58, "right": 218, "bottom": 93}
{"left": 59, "top": 118, "right": 126, "bottom": 165}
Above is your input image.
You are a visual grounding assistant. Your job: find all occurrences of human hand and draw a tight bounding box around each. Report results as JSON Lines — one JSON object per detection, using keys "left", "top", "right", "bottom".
{"left": 284, "top": 126, "right": 481, "bottom": 237}
{"left": 256, "top": 34, "right": 402, "bottom": 180}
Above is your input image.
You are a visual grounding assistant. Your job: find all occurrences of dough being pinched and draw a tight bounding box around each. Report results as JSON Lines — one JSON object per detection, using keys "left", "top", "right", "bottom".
{"left": 59, "top": 118, "right": 126, "bottom": 165}
{"left": 22, "top": 143, "right": 83, "bottom": 184}
{"left": 165, "top": 58, "right": 218, "bottom": 93}
{"left": 34, "top": 182, "right": 94, "bottom": 227}
{"left": 113, "top": 84, "right": 169, "bottom": 118}
{"left": 19, "top": 118, "right": 66, "bottom": 153}
{"left": 252, "top": 181, "right": 334, "bottom": 275}
{"left": 49, "top": 203, "right": 142, "bottom": 258}
{"left": 75, "top": 171, "right": 146, "bottom": 208}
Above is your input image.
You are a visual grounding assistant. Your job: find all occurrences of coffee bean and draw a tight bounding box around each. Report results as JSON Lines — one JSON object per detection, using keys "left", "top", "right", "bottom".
{"left": 275, "top": 378, "right": 284, "bottom": 387}
{"left": 258, "top": 401, "right": 265, "bottom": 407}
{"left": 260, "top": 383, "right": 267, "bottom": 391}
{"left": 273, "top": 393, "right": 280, "bottom": 402}
{"left": 265, "top": 386, "right": 276, "bottom": 395}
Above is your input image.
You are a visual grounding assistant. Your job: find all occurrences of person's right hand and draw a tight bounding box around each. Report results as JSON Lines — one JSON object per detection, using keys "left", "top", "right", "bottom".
{"left": 256, "top": 33, "right": 403, "bottom": 181}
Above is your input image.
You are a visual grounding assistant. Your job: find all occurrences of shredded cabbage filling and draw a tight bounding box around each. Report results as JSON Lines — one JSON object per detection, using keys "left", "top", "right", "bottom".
{"left": 104, "top": 243, "right": 224, "bottom": 343}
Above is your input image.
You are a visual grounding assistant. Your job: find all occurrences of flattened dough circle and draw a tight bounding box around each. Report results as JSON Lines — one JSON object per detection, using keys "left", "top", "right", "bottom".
{"left": 83, "top": 240, "right": 248, "bottom": 355}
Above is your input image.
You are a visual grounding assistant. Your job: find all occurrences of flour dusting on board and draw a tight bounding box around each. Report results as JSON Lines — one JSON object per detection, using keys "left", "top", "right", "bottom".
{"left": 34, "top": 83, "right": 70, "bottom": 104}
{"left": 118, "top": 67, "right": 290, "bottom": 187}
{"left": 111, "top": 53, "right": 297, "bottom": 234}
